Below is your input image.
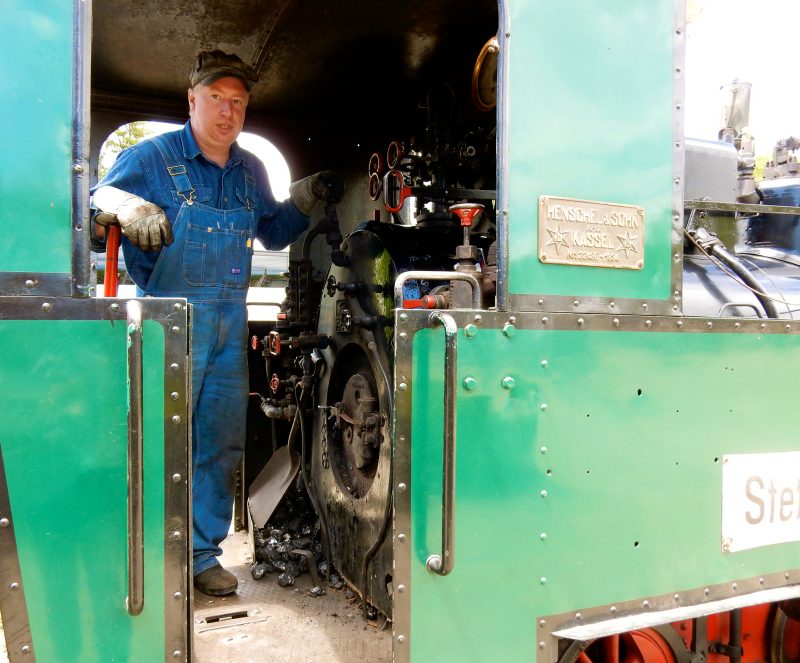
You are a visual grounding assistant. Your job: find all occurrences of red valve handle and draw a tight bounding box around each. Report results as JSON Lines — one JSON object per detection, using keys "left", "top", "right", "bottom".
{"left": 448, "top": 203, "right": 484, "bottom": 228}
{"left": 103, "top": 225, "right": 121, "bottom": 297}
{"left": 383, "top": 169, "right": 412, "bottom": 213}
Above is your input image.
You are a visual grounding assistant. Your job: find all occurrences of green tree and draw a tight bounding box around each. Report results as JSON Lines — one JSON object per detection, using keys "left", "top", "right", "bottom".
{"left": 98, "top": 122, "right": 152, "bottom": 179}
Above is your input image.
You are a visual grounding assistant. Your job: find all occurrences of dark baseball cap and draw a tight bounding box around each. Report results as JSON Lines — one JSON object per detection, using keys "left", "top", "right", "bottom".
{"left": 189, "top": 50, "right": 259, "bottom": 91}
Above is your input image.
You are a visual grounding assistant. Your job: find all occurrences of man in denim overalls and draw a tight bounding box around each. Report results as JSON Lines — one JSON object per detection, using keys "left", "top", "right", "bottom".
{"left": 91, "top": 50, "right": 342, "bottom": 595}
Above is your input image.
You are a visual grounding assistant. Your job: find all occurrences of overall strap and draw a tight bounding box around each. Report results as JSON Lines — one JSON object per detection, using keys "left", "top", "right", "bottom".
{"left": 151, "top": 134, "right": 196, "bottom": 205}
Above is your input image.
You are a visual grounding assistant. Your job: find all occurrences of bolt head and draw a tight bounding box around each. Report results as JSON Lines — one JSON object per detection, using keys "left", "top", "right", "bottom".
{"left": 501, "top": 376, "right": 516, "bottom": 390}
{"left": 463, "top": 377, "right": 478, "bottom": 391}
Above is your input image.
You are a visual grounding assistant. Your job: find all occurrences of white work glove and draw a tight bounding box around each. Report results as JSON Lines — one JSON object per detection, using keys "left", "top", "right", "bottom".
{"left": 289, "top": 171, "right": 344, "bottom": 216}
{"left": 93, "top": 186, "right": 174, "bottom": 252}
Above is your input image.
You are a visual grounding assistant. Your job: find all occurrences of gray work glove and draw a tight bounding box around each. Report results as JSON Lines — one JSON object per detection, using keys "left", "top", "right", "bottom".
{"left": 289, "top": 171, "right": 344, "bottom": 216}
{"left": 93, "top": 186, "right": 174, "bottom": 252}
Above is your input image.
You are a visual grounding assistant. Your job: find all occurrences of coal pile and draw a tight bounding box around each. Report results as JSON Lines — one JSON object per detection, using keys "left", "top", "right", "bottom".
{"left": 250, "top": 482, "right": 341, "bottom": 595}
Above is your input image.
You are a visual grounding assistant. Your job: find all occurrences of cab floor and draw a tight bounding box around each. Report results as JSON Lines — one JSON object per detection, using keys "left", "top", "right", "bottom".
{"left": 193, "top": 530, "right": 392, "bottom": 663}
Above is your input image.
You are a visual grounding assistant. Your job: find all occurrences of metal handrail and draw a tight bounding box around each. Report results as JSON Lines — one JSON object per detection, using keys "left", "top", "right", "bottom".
{"left": 425, "top": 311, "right": 458, "bottom": 576}
{"left": 126, "top": 301, "right": 144, "bottom": 616}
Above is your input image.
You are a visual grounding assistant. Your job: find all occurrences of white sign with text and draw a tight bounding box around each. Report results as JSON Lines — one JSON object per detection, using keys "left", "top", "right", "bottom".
{"left": 722, "top": 452, "right": 800, "bottom": 553}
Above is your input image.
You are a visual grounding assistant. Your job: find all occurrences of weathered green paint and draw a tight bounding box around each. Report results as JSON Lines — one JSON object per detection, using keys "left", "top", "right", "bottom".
{"left": 410, "top": 326, "right": 800, "bottom": 662}
{"left": 0, "top": 319, "right": 167, "bottom": 662}
{"left": 0, "top": 0, "right": 73, "bottom": 274}
{"left": 506, "top": 0, "right": 675, "bottom": 300}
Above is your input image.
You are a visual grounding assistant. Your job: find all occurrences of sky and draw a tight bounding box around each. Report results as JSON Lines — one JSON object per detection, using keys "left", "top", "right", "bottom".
{"left": 685, "top": 0, "right": 800, "bottom": 154}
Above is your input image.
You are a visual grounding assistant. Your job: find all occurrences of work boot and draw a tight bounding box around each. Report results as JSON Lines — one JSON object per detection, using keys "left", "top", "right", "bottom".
{"left": 194, "top": 565, "right": 238, "bottom": 596}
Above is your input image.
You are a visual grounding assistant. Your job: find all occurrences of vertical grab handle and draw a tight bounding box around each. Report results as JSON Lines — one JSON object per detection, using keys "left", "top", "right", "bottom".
{"left": 126, "top": 301, "right": 144, "bottom": 615}
{"left": 426, "top": 311, "right": 458, "bottom": 576}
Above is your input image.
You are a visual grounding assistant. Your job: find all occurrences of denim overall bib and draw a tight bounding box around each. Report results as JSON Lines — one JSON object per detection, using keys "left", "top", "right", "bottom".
{"left": 150, "top": 135, "right": 256, "bottom": 575}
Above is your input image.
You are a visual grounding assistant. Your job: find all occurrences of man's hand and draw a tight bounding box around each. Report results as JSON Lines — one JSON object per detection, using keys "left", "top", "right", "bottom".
{"left": 93, "top": 186, "right": 174, "bottom": 252}
{"left": 289, "top": 171, "right": 345, "bottom": 216}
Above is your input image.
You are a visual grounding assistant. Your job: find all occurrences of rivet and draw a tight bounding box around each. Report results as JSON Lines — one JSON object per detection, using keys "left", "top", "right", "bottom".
{"left": 398, "top": 483, "right": 407, "bottom": 493}
{"left": 464, "top": 324, "right": 477, "bottom": 338}
{"left": 573, "top": 300, "right": 580, "bottom": 307}
{"left": 540, "top": 446, "right": 547, "bottom": 454}
{"left": 677, "top": 320, "right": 683, "bottom": 328}
{"left": 539, "top": 642, "right": 546, "bottom": 649}
{"left": 704, "top": 588, "right": 710, "bottom": 596}
{"left": 539, "top": 577, "right": 547, "bottom": 585}
{"left": 610, "top": 606, "right": 617, "bottom": 613}
{"left": 509, "top": 316, "right": 517, "bottom": 324}
{"left": 399, "top": 313, "right": 408, "bottom": 322}
{"left": 538, "top": 299, "right": 544, "bottom": 306}
{"left": 502, "top": 323, "right": 516, "bottom": 337}
{"left": 170, "top": 530, "right": 182, "bottom": 541}
{"left": 110, "top": 303, "right": 120, "bottom": 312}
{"left": 20, "top": 644, "right": 31, "bottom": 654}
{"left": 643, "top": 600, "right": 650, "bottom": 608}
{"left": 397, "top": 584, "right": 406, "bottom": 593}
{"left": 540, "top": 403, "right": 547, "bottom": 411}
{"left": 41, "top": 302, "right": 51, "bottom": 312}
{"left": 674, "top": 177, "right": 681, "bottom": 186}
{"left": 170, "top": 392, "right": 179, "bottom": 401}
{"left": 539, "top": 532, "right": 547, "bottom": 541}
{"left": 463, "top": 377, "right": 478, "bottom": 391}
{"left": 474, "top": 314, "right": 482, "bottom": 323}
{"left": 502, "top": 376, "right": 516, "bottom": 390}
{"left": 0, "top": 518, "right": 10, "bottom": 528}
{"left": 786, "top": 324, "right": 792, "bottom": 332}
{"left": 505, "top": 31, "right": 511, "bottom": 38}
{"left": 174, "top": 591, "right": 183, "bottom": 600}
{"left": 397, "top": 533, "right": 406, "bottom": 543}
{"left": 399, "top": 382, "right": 407, "bottom": 391}
{"left": 539, "top": 619, "right": 546, "bottom": 627}
{"left": 734, "top": 322, "right": 741, "bottom": 329}
{"left": 172, "top": 473, "right": 182, "bottom": 483}
{"left": 399, "top": 436, "right": 406, "bottom": 442}
{"left": 785, "top": 572, "right": 790, "bottom": 580}
{"left": 645, "top": 320, "right": 652, "bottom": 328}
{"left": 759, "top": 577, "right": 764, "bottom": 585}
{"left": 172, "top": 651, "right": 182, "bottom": 658}
{"left": 399, "top": 332, "right": 408, "bottom": 341}
{"left": 575, "top": 612, "right": 582, "bottom": 620}
{"left": 674, "top": 594, "right": 680, "bottom": 601}
{"left": 642, "top": 303, "right": 648, "bottom": 311}
{"left": 25, "top": 280, "right": 35, "bottom": 289}
{"left": 760, "top": 323, "right": 767, "bottom": 330}
{"left": 613, "top": 318, "right": 620, "bottom": 327}
{"left": 540, "top": 489, "right": 548, "bottom": 498}
{"left": 9, "top": 582, "right": 19, "bottom": 591}
{"left": 542, "top": 316, "right": 549, "bottom": 324}
{"left": 732, "top": 583, "right": 738, "bottom": 591}
{"left": 73, "top": 163, "right": 84, "bottom": 173}
{"left": 397, "top": 635, "right": 406, "bottom": 644}
{"left": 170, "top": 363, "right": 179, "bottom": 373}
{"left": 577, "top": 318, "right": 584, "bottom": 326}
{"left": 173, "top": 303, "right": 183, "bottom": 311}
{"left": 610, "top": 301, "right": 616, "bottom": 308}
{"left": 541, "top": 359, "right": 548, "bottom": 368}
{"left": 171, "top": 326, "right": 181, "bottom": 335}
{"left": 172, "top": 415, "right": 181, "bottom": 424}
{"left": 707, "top": 321, "right": 713, "bottom": 329}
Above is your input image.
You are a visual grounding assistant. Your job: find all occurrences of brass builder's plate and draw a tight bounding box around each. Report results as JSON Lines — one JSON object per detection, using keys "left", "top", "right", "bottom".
{"left": 538, "top": 196, "right": 645, "bottom": 270}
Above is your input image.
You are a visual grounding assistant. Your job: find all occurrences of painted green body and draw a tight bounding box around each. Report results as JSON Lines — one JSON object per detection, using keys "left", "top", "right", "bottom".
{"left": 0, "top": 0, "right": 73, "bottom": 274}
{"left": 506, "top": 0, "right": 675, "bottom": 301}
{"left": 405, "top": 322, "right": 800, "bottom": 662}
{"left": 0, "top": 318, "right": 168, "bottom": 662}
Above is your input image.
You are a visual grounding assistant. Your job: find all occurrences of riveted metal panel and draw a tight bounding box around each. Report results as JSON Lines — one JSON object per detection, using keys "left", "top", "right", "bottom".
{"left": 394, "top": 309, "right": 800, "bottom": 663}
{"left": 0, "top": 296, "right": 190, "bottom": 663}
{"left": 499, "top": 0, "right": 683, "bottom": 314}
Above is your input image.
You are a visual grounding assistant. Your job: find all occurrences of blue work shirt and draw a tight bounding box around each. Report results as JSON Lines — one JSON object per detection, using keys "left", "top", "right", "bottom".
{"left": 91, "top": 121, "right": 308, "bottom": 290}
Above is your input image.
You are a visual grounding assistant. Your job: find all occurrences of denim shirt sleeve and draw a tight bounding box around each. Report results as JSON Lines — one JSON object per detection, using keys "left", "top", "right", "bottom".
{"left": 251, "top": 158, "right": 309, "bottom": 250}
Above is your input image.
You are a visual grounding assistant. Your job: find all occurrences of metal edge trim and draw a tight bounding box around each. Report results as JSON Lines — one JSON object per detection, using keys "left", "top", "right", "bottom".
{"left": 392, "top": 310, "right": 415, "bottom": 662}
{"left": 672, "top": 0, "right": 687, "bottom": 314}
{"left": 507, "top": 294, "right": 677, "bottom": 316}
{"left": 156, "top": 301, "right": 191, "bottom": 662}
{"left": 71, "top": 0, "right": 92, "bottom": 297}
{"left": 495, "top": 0, "right": 510, "bottom": 313}
{"left": 535, "top": 568, "right": 800, "bottom": 663}
{"left": 0, "top": 446, "right": 36, "bottom": 662}
{"left": 0, "top": 274, "right": 72, "bottom": 297}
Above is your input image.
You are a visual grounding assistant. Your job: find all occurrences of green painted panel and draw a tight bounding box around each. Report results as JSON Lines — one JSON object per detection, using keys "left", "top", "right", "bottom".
{"left": 0, "top": 1, "right": 73, "bottom": 273}
{"left": 506, "top": 0, "right": 674, "bottom": 300}
{"left": 0, "top": 320, "right": 166, "bottom": 662}
{"left": 410, "top": 327, "right": 800, "bottom": 662}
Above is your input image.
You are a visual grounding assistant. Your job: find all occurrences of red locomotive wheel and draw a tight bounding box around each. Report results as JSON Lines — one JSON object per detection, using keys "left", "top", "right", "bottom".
{"left": 566, "top": 629, "right": 678, "bottom": 663}
{"left": 771, "top": 606, "right": 800, "bottom": 663}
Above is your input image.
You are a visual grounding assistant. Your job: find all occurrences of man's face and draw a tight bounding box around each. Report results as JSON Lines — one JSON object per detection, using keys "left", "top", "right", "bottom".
{"left": 188, "top": 76, "right": 249, "bottom": 155}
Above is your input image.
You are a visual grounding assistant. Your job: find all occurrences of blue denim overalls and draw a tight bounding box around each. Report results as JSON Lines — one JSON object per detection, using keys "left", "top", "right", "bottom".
{"left": 150, "top": 135, "right": 256, "bottom": 575}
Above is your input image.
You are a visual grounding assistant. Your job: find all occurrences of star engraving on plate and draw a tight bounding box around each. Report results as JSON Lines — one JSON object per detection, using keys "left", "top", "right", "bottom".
{"left": 545, "top": 224, "right": 570, "bottom": 255}
{"left": 616, "top": 230, "right": 639, "bottom": 258}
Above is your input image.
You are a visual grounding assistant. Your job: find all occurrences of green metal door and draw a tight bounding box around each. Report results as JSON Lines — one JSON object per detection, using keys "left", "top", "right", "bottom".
{"left": 0, "top": 296, "right": 190, "bottom": 662}
{"left": 393, "top": 309, "right": 800, "bottom": 663}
